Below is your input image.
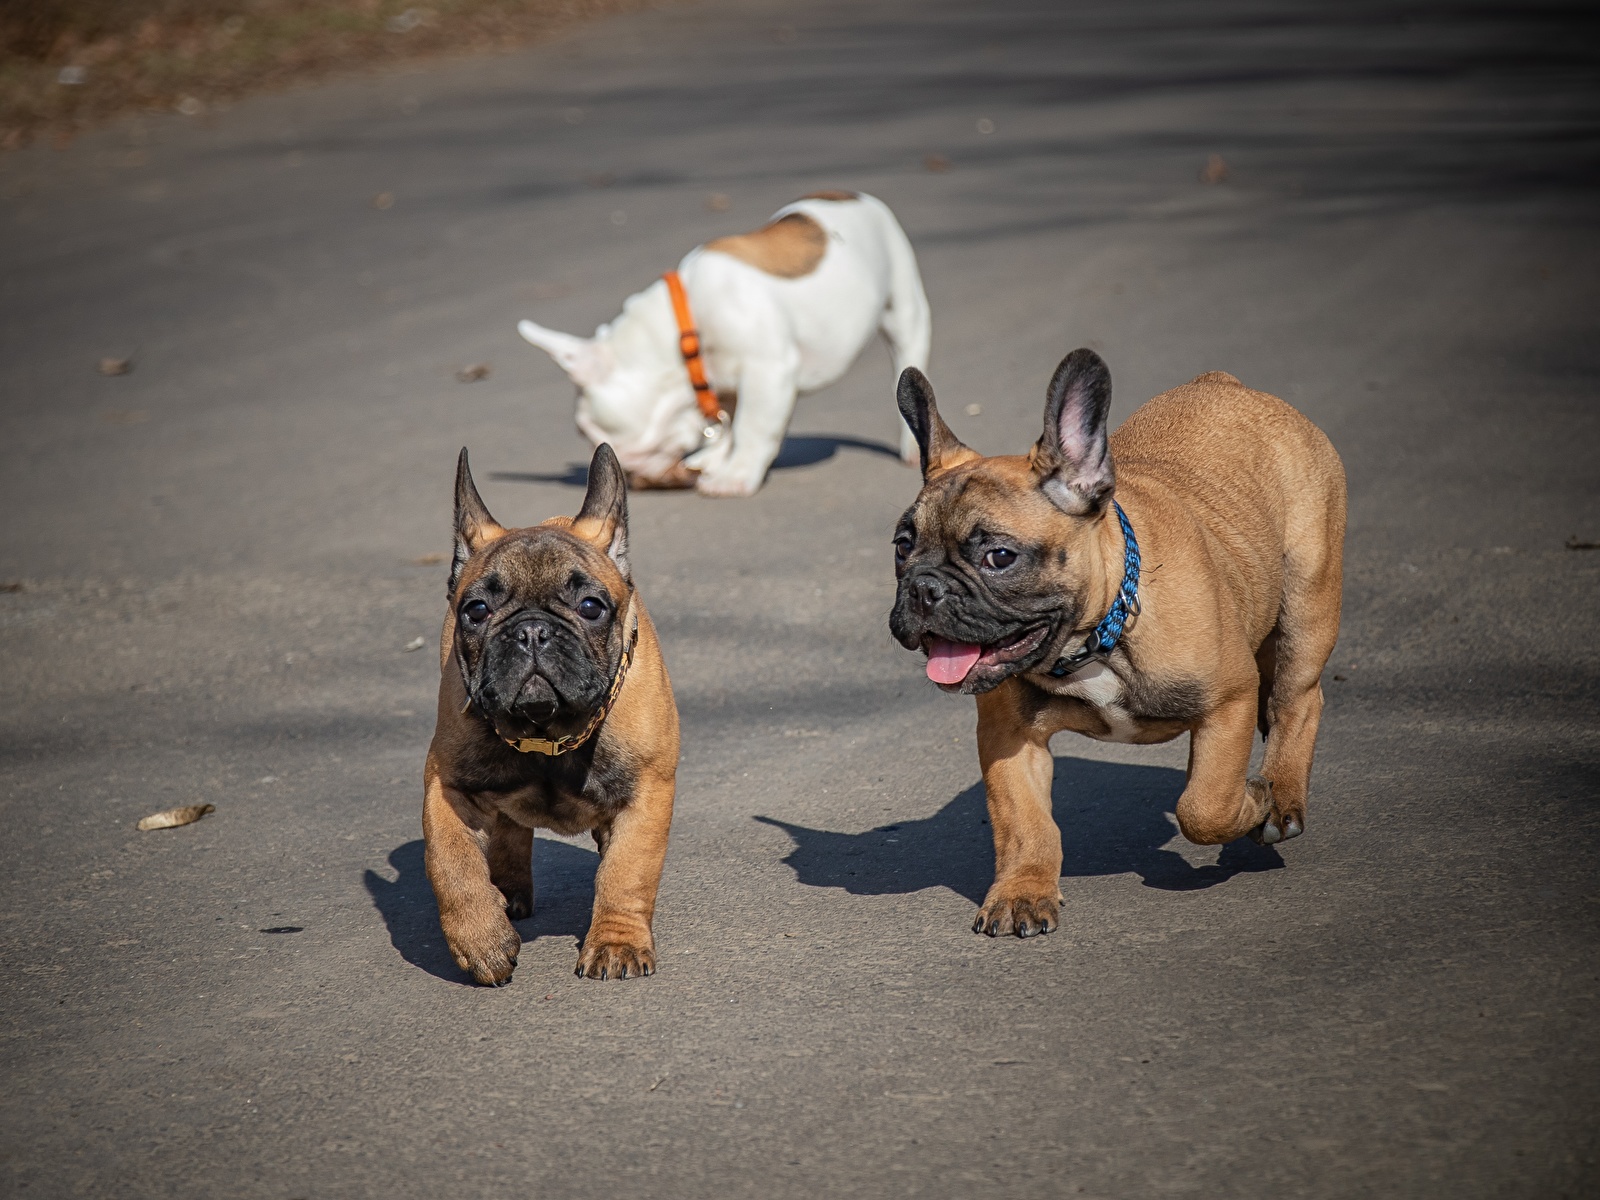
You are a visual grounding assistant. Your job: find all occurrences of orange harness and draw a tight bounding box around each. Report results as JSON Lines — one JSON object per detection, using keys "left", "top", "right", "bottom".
{"left": 662, "top": 270, "right": 725, "bottom": 424}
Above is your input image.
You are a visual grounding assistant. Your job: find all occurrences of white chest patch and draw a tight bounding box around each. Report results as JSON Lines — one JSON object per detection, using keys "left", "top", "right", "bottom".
{"left": 1048, "top": 661, "right": 1139, "bottom": 743}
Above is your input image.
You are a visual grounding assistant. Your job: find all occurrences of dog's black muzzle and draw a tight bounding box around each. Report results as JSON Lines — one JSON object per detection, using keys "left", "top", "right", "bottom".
{"left": 890, "top": 569, "right": 1015, "bottom": 652}
{"left": 470, "top": 611, "right": 608, "bottom": 737}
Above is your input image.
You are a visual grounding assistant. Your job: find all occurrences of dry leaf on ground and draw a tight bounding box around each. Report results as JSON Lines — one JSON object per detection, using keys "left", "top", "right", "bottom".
{"left": 1200, "top": 153, "right": 1230, "bottom": 184}
{"left": 137, "top": 804, "right": 214, "bottom": 831}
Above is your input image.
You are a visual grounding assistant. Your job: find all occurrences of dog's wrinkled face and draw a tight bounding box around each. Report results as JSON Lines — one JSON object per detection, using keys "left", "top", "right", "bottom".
{"left": 888, "top": 352, "right": 1118, "bottom": 695}
{"left": 449, "top": 443, "right": 633, "bottom": 739}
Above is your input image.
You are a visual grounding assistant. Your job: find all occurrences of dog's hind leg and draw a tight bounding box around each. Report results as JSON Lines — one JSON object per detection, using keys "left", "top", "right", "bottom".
{"left": 486, "top": 812, "right": 534, "bottom": 920}
{"left": 1253, "top": 523, "right": 1344, "bottom": 843}
{"left": 1174, "top": 693, "right": 1274, "bottom": 846}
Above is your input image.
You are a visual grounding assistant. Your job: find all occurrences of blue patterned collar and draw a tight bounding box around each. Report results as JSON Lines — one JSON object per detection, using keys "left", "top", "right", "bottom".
{"left": 1047, "top": 501, "right": 1141, "bottom": 678}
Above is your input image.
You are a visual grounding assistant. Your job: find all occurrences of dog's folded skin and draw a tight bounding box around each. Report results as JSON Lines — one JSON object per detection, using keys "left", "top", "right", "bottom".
{"left": 423, "top": 443, "right": 679, "bottom": 985}
{"left": 891, "top": 353, "right": 1346, "bottom": 938}
{"left": 518, "top": 191, "right": 931, "bottom": 496}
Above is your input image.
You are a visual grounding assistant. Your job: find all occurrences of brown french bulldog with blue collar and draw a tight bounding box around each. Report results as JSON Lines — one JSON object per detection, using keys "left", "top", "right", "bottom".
{"left": 890, "top": 350, "right": 1345, "bottom": 938}
{"left": 423, "top": 443, "right": 678, "bottom": 985}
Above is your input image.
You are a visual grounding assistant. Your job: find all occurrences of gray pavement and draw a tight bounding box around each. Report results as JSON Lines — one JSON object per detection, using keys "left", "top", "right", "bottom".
{"left": 2, "top": 1, "right": 1598, "bottom": 1196}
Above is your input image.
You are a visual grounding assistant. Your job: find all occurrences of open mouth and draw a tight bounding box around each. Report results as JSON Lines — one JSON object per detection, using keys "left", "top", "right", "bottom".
{"left": 923, "top": 624, "right": 1049, "bottom": 687}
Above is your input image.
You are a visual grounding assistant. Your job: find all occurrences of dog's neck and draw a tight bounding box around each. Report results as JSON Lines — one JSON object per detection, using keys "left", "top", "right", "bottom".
{"left": 1048, "top": 500, "right": 1141, "bottom": 676}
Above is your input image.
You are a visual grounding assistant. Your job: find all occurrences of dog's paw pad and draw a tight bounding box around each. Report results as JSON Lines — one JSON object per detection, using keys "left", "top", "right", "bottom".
{"left": 972, "top": 893, "right": 1059, "bottom": 939}
{"left": 575, "top": 940, "right": 655, "bottom": 981}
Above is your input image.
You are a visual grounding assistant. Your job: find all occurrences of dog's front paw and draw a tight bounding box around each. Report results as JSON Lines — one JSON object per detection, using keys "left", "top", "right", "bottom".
{"left": 1247, "top": 776, "right": 1304, "bottom": 845}
{"left": 694, "top": 467, "right": 761, "bottom": 498}
{"left": 575, "top": 935, "right": 655, "bottom": 980}
{"left": 973, "top": 885, "right": 1061, "bottom": 938}
{"left": 440, "top": 903, "right": 521, "bottom": 986}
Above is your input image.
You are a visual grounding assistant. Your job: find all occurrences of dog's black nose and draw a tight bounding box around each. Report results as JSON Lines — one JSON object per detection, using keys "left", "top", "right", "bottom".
{"left": 512, "top": 619, "right": 553, "bottom": 651}
{"left": 914, "top": 575, "right": 945, "bottom": 614}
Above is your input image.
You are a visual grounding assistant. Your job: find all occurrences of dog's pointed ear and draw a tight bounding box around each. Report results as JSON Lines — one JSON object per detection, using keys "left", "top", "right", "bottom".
{"left": 451, "top": 448, "right": 507, "bottom": 596}
{"left": 517, "top": 320, "right": 614, "bottom": 387}
{"left": 897, "top": 368, "right": 979, "bottom": 480}
{"left": 1035, "top": 349, "right": 1115, "bottom": 515}
{"left": 570, "top": 443, "right": 630, "bottom": 583}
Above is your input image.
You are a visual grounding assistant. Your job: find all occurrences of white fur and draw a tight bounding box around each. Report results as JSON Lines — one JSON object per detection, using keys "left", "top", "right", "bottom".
{"left": 518, "top": 193, "right": 931, "bottom": 496}
{"left": 1043, "top": 660, "right": 1139, "bottom": 743}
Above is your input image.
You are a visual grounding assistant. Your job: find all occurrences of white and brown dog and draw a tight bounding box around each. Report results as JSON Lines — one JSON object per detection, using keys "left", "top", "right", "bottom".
{"left": 517, "top": 191, "right": 931, "bottom": 497}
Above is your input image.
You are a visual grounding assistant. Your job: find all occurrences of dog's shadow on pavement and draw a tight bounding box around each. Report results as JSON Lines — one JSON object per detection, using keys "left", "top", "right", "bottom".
{"left": 489, "top": 433, "right": 900, "bottom": 486}
{"left": 756, "top": 755, "right": 1283, "bottom": 905}
{"left": 364, "top": 836, "right": 599, "bottom": 984}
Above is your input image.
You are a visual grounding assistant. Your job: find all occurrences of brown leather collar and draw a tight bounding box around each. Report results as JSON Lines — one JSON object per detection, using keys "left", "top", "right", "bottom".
{"left": 663, "top": 270, "right": 725, "bottom": 424}
{"left": 500, "top": 596, "right": 639, "bottom": 756}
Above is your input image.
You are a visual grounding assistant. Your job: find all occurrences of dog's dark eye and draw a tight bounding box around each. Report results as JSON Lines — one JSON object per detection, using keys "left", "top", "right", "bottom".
{"left": 893, "top": 535, "right": 913, "bottom": 564}
{"left": 982, "top": 548, "right": 1017, "bottom": 570}
{"left": 461, "top": 599, "right": 490, "bottom": 625}
{"left": 577, "top": 597, "right": 607, "bottom": 622}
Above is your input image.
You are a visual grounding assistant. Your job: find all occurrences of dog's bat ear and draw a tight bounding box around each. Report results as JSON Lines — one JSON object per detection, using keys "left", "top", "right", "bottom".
{"left": 1035, "top": 349, "right": 1115, "bottom": 515}
{"left": 897, "top": 368, "right": 978, "bottom": 480}
{"left": 572, "top": 443, "right": 630, "bottom": 583}
{"left": 451, "top": 448, "right": 507, "bottom": 597}
{"left": 517, "top": 320, "right": 613, "bottom": 388}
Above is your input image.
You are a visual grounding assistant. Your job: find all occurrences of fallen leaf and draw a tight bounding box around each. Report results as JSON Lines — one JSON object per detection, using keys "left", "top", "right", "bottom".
{"left": 965, "top": 403, "right": 982, "bottom": 416}
{"left": 372, "top": 192, "right": 395, "bottom": 210}
{"left": 403, "top": 636, "right": 427, "bottom": 652}
{"left": 137, "top": 803, "right": 214, "bottom": 831}
{"left": 705, "top": 192, "right": 731, "bottom": 212}
{"left": 923, "top": 153, "right": 950, "bottom": 173}
{"left": 1200, "top": 153, "right": 1229, "bottom": 184}
{"left": 411, "top": 553, "right": 446, "bottom": 565}
{"left": 1566, "top": 535, "right": 1599, "bottom": 550}
{"left": 98, "top": 357, "right": 133, "bottom": 376}
{"left": 0, "top": 582, "right": 23, "bottom": 593}
{"left": 455, "top": 363, "right": 490, "bottom": 383}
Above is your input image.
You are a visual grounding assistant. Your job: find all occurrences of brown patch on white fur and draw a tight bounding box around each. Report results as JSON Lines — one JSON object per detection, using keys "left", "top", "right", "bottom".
{"left": 705, "top": 212, "right": 827, "bottom": 279}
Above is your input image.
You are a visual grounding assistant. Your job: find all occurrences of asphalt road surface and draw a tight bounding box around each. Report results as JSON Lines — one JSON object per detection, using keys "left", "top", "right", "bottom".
{"left": 2, "top": 1, "right": 1597, "bottom": 1196}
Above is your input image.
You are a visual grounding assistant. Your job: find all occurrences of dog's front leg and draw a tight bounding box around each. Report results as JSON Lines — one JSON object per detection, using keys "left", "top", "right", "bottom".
{"left": 973, "top": 685, "right": 1062, "bottom": 937}
{"left": 423, "top": 761, "right": 521, "bottom": 985}
{"left": 1173, "top": 693, "right": 1274, "bottom": 846}
{"left": 576, "top": 770, "right": 675, "bottom": 979}
{"left": 695, "top": 358, "right": 797, "bottom": 497}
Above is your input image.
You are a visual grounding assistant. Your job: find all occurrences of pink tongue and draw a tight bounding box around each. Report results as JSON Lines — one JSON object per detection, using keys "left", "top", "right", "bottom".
{"left": 926, "top": 637, "right": 982, "bottom": 686}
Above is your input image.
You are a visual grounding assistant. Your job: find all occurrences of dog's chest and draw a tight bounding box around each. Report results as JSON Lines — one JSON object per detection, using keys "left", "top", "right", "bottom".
{"left": 1044, "top": 662, "right": 1140, "bottom": 743}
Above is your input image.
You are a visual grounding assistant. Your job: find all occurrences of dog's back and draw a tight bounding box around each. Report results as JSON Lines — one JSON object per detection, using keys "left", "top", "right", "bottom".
{"left": 1111, "top": 371, "right": 1346, "bottom": 582}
